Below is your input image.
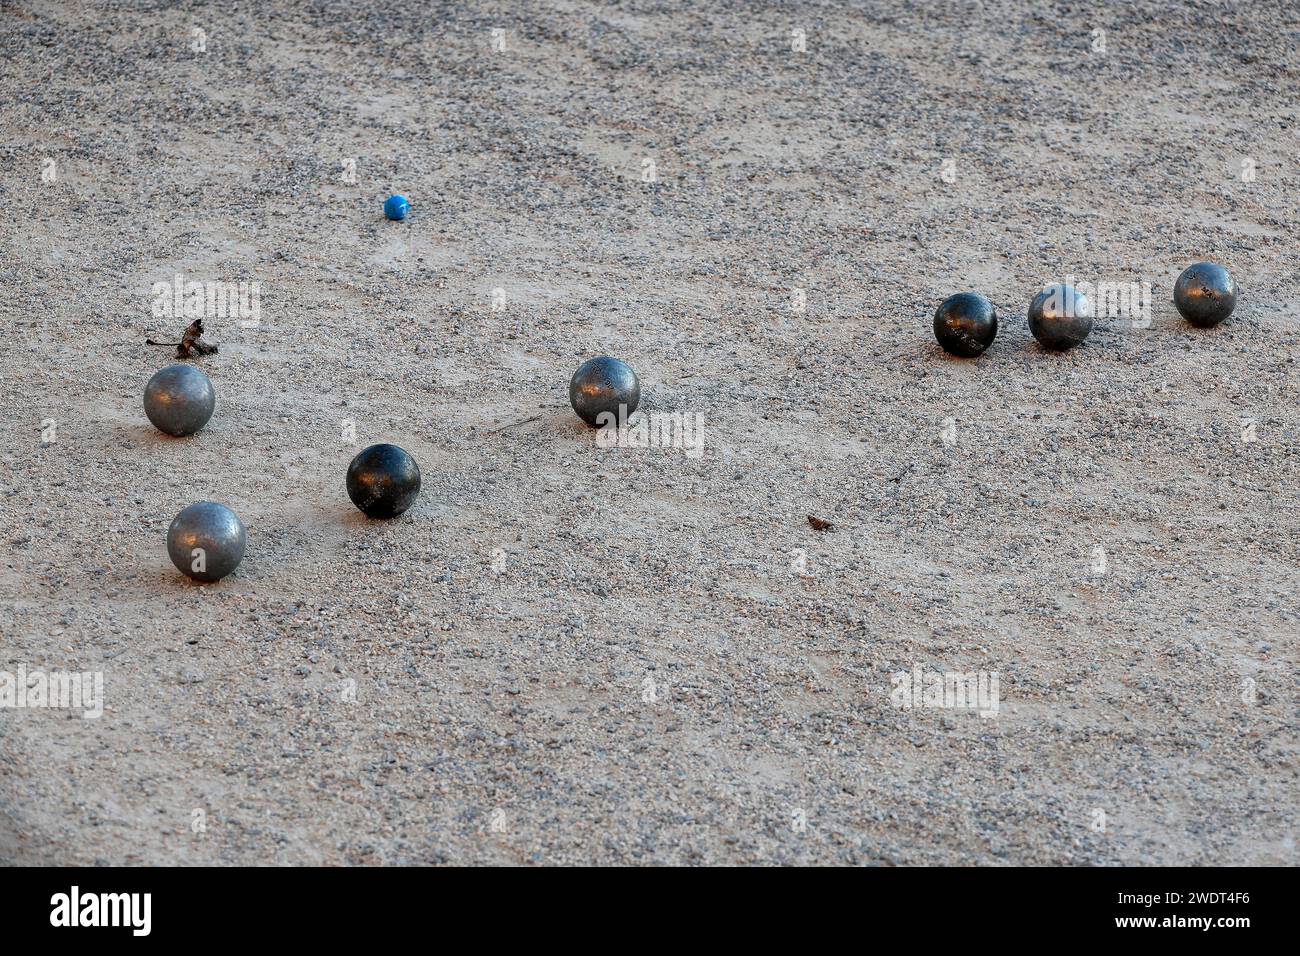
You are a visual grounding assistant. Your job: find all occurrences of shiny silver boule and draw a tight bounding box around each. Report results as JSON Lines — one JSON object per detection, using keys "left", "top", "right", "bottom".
{"left": 569, "top": 356, "right": 640, "bottom": 427}
{"left": 1028, "top": 284, "right": 1094, "bottom": 350}
{"left": 934, "top": 292, "right": 998, "bottom": 357}
{"left": 144, "top": 364, "right": 216, "bottom": 436}
{"left": 1174, "top": 262, "right": 1236, "bottom": 327}
{"left": 167, "top": 501, "right": 246, "bottom": 582}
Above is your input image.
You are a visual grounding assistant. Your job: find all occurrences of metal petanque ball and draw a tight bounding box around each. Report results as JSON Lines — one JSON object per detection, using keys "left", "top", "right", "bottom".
{"left": 144, "top": 364, "right": 216, "bottom": 436}
{"left": 933, "top": 292, "right": 998, "bottom": 357}
{"left": 167, "top": 502, "right": 246, "bottom": 582}
{"left": 569, "top": 356, "right": 640, "bottom": 427}
{"left": 1028, "top": 284, "right": 1094, "bottom": 351}
{"left": 347, "top": 443, "right": 421, "bottom": 519}
{"left": 1174, "top": 262, "right": 1236, "bottom": 328}
{"left": 384, "top": 194, "right": 410, "bottom": 221}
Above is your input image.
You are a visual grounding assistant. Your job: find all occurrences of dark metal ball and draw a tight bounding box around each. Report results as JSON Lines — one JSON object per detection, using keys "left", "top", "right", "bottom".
{"left": 933, "top": 292, "right": 998, "bottom": 357}
{"left": 346, "top": 443, "right": 421, "bottom": 518}
{"left": 569, "top": 356, "right": 640, "bottom": 427}
{"left": 144, "top": 364, "right": 216, "bottom": 436}
{"left": 1174, "top": 262, "right": 1236, "bottom": 327}
{"left": 1028, "top": 284, "right": 1094, "bottom": 350}
{"left": 167, "top": 501, "right": 246, "bottom": 582}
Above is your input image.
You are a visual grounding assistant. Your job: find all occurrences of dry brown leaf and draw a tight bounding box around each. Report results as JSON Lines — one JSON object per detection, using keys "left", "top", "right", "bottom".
{"left": 147, "top": 319, "right": 218, "bottom": 358}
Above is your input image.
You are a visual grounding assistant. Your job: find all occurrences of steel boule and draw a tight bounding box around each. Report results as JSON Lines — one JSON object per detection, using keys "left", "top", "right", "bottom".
{"left": 1174, "top": 262, "right": 1236, "bottom": 328}
{"left": 1028, "top": 284, "right": 1094, "bottom": 350}
{"left": 144, "top": 364, "right": 216, "bottom": 436}
{"left": 167, "top": 501, "right": 246, "bottom": 582}
{"left": 569, "top": 356, "right": 640, "bottom": 427}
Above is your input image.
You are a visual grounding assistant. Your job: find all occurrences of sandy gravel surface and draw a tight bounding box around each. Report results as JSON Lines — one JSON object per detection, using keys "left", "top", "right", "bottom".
{"left": 1, "top": 0, "right": 1297, "bottom": 865}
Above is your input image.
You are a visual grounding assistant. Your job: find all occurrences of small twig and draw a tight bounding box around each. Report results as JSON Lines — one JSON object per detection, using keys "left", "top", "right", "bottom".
{"left": 889, "top": 462, "right": 915, "bottom": 483}
{"left": 488, "top": 415, "right": 541, "bottom": 434}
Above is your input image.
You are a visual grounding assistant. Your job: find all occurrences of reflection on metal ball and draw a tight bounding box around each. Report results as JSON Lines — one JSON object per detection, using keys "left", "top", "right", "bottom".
{"left": 1174, "top": 262, "right": 1236, "bottom": 328}
{"left": 347, "top": 443, "right": 421, "bottom": 518}
{"left": 934, "top": 292, "right": 998, "bottom": 357}
{"left": 144, "top": 364, "right": 216, "bottom": 436}
{"left": 569, "top": 356, "right": 640, "bottom": 427}
{"left": 1028, "top": 284, "right": 1094, "bottom": 350}
{"left": 167, "top": 501, "right": 246, "bottom": 582}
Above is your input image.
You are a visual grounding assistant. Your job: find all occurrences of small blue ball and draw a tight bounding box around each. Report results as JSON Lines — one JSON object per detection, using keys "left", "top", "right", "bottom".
{"left": 384, "top": 195, "right": 410, "bottom": 221}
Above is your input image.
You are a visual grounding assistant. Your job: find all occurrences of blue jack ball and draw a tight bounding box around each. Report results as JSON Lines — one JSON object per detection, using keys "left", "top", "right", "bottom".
{"left": 384, "top": 195, "right": 410, "bottom": 221}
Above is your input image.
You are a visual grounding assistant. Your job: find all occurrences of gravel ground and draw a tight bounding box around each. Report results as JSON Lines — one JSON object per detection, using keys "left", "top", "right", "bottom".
{"left": 1, "top": 0, "right": 1297, "bottom": 865}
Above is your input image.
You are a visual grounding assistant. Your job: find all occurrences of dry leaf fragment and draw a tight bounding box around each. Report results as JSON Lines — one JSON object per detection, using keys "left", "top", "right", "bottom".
{"left": 146, "top": 319, "right": 218, "bottom": 359}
